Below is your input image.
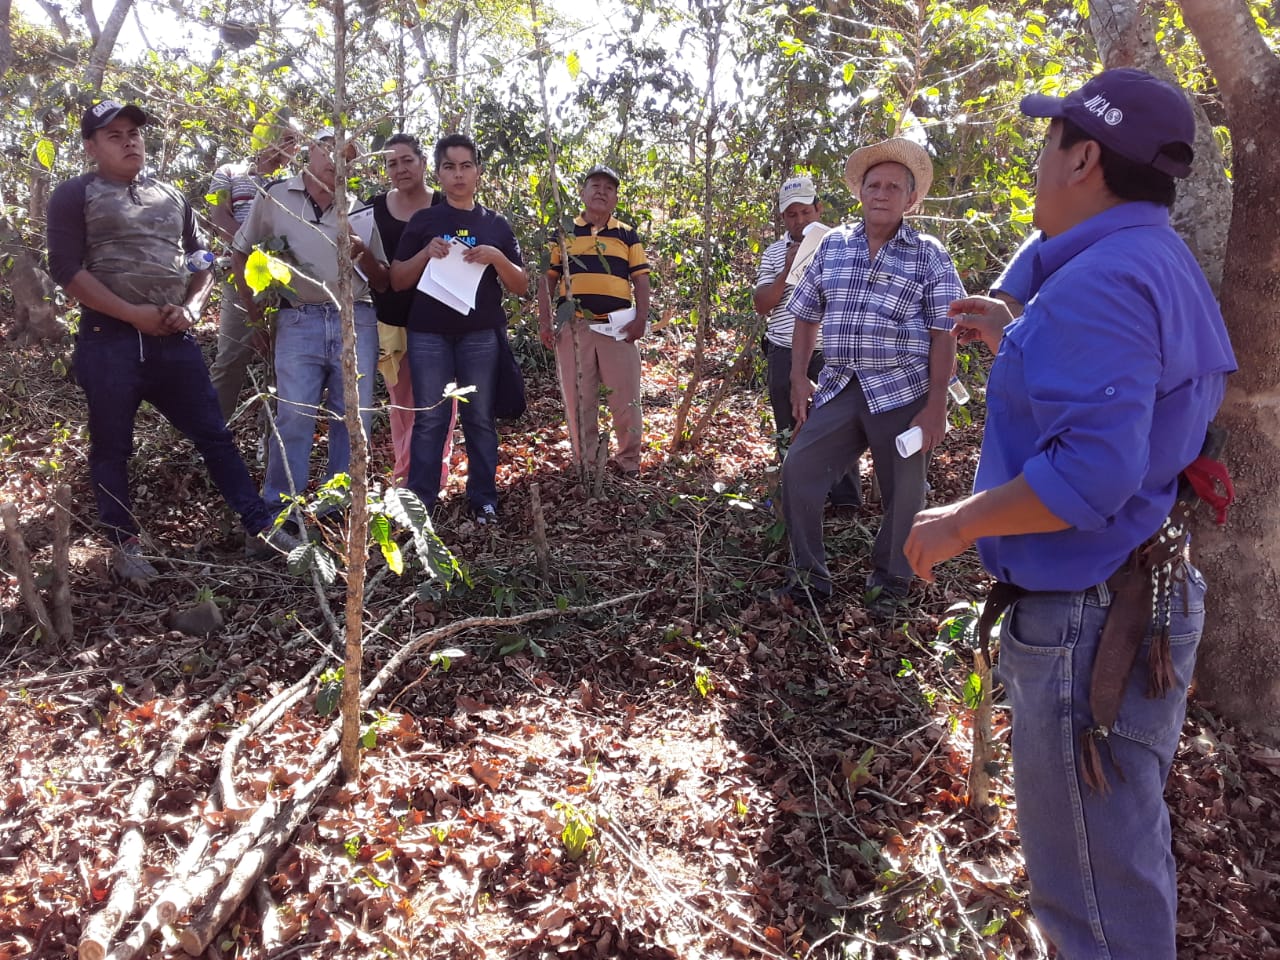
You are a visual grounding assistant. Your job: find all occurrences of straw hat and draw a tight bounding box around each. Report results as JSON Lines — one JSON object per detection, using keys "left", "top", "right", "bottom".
{"left": 843, "top": 138, "right": 934, "bottom": 205}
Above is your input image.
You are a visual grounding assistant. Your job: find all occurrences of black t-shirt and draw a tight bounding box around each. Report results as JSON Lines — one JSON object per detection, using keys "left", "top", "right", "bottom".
{"left": 366, "top": 190, "right": 443, "bottom": 327}
{"left": 394, "top": 202, "right": 523, "bottom": 334}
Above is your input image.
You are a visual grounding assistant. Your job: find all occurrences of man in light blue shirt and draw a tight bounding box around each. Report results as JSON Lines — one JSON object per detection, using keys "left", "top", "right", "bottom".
{"left": 906, "top": 69, "right": 1236, "bottom": 958}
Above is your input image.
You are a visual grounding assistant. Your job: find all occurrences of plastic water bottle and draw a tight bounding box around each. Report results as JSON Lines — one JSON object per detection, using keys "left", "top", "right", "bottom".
{"left": 185, "top": 249, "right": 215, "bottom": 272}
{"left": 947, "top": 376, "right": 970, "bottom": 405}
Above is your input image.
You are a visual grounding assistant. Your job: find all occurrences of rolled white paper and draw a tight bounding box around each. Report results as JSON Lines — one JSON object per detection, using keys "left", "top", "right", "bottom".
{"left": 895, "top": 425, "right": 923, "bottom": 458}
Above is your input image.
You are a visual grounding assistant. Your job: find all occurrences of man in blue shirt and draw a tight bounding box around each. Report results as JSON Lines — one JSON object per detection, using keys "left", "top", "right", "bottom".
{"left": 905, "top": 69, "right": 1236, "bottom": 958}
{"left": 782, "top": 138, "right": 964, "bottom": 614}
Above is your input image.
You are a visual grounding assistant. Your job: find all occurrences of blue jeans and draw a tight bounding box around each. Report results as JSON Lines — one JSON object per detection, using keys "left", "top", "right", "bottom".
{"left": 406, "top": 329, "right": 499, "bottom": 511}
{"left": 263, "top": 302, "right": 378, "bottom": 515}
{"left": 73, "top": 327, "right": 271, "bottom": 543}
{"left": 998, "top": 565, "right": 1206, "bottom": 959}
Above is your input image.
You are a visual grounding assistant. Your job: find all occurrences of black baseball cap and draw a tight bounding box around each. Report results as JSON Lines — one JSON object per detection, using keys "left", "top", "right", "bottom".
{"left": 81, "top": 100, "right": 149, "bottom": 139}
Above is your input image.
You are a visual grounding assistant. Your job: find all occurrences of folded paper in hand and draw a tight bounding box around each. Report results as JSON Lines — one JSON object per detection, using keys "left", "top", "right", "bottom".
{"left": 589, "top": 306, "right": 646, "bottom": 340}
{"left": 785, "top": 221, "right": 831, "bottom": 285}
{"left": 417, "top": 239, "right": 487, "bottom": 315}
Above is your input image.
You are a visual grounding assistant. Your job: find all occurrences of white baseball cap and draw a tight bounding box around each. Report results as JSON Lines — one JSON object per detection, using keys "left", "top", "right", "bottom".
{"left": 778, "top": 175, "right": 818, "bottom": 211}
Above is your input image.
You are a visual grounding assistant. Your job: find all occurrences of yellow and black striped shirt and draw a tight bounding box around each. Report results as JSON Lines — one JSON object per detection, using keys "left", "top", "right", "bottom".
{"left": 548, "top": 215, "right": 650, "bottom": 317}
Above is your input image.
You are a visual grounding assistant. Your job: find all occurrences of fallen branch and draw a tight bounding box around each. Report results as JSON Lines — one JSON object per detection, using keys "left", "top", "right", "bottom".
{"left": 1, "top": 500, "right": 55, "bottom": 641}
{"left": 79, "top": 645, "right": 303, "bottom": 960}
{"left": 254, "top": 881, "right": 282, "bottom": 951}
{"left": 158, "top": 593, "right": 649, "bottom": 954}
{"left": 181, "top": 753, "right": 341, "bottom": 955}
{"left": 219, "top": 666, "right": 323, "bottom": 811}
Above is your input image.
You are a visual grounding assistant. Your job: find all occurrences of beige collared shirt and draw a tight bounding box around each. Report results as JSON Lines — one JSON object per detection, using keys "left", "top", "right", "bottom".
{"left": 231, "top": 173, "right": 383, "bottom": 304}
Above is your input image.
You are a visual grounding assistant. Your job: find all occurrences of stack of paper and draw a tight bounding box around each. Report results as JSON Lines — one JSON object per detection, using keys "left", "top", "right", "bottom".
{"left": 589, "top": 306, "right": 646, "bottom": 341}
{"left": 416, "top": 239, "right": 488, "bottom": 314}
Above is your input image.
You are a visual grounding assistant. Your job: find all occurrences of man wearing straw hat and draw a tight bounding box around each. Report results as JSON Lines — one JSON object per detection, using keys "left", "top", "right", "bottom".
{"left": 779, "top": 138, "right": 964, "bottom": 615}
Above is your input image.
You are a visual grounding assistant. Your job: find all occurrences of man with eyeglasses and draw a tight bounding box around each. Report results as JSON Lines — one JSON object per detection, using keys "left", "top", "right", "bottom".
{"left": 230, "top": 129, "right": 389, "bottom": 538}
{"left": 207, "top": 115, "right": 301, "bottom": 421}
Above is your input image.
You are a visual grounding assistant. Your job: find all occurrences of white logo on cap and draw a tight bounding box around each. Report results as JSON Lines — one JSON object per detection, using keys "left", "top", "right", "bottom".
{"left": 93, "top": 100, "right": 120, "bottom": 117}
{"left": 1104, "top": 107, "right": 1123, "bottom": 126}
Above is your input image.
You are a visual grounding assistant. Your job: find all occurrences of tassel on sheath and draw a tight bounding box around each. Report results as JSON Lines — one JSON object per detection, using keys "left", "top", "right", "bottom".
{"left": 1080, "top": 728, "right": 1112, "bottom": 794}
{"left": 1148, "top": 625, "right": 1175, "bottom": 699}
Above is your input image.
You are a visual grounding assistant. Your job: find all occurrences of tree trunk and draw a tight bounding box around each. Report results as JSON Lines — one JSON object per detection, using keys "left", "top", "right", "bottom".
{"left": 1088, "top": 0, "right": 1232, "bottom": 292}
{"left": 84, "top": 0, "right": 134, "bottom": 92}
{"left": 668, "top": 11, "right": 721, "bottom": 452}
{"left": 1177, "top": 0, "right": 1280, "bottom": 737}
{"left": 0, "top": 0, "right": 13, "bottom": 81}
{"left": 331, "top": 0, "right": 370, "bottom": 783}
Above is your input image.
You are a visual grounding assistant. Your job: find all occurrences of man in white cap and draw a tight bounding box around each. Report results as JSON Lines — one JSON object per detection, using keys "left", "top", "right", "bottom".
{"left": 780, "top": 138, "right": 964, "bottom": 615}
{"left": 753, "top": 175, "right": 860, "bottom": 507}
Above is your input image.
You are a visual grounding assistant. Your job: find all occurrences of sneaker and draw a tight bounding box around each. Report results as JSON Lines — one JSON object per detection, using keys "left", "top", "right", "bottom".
{"left": 112, "top": 537, "right": 159, "bottom": 583}
{"left": 247, "top": 524, "right": 304, "bottom": 558}
{"left": 472, "top": 503, "right": 499, "bottom": 526}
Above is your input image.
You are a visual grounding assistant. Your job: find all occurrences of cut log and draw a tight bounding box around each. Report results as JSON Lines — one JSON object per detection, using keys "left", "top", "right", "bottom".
{"left": 1, "top": 501, "right": 55, "bottom": 641}
{"left": 967, "top": 647, "right": 994, "bottom": 810}
{"left": 530, "top": 483, "right": 550, "bottom": 579}
{"left": 181, "top": 754, "right": 341, "bottom": 955}
{"left": 51, "top": 484, "right": 73, "bottom": 642}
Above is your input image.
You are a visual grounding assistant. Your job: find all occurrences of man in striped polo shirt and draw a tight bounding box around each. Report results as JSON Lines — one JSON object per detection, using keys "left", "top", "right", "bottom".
{"left": 538, "top": 165, "right": 651, "bottom": 477}
{"left": 754, "top": 175, "right": 861, "bottom": 507}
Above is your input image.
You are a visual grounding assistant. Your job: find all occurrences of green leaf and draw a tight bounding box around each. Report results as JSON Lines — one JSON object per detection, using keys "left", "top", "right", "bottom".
{"left": 35, "top": 138, "right": 55, "bottom": 170}
{"left": 244, "top": 248, "right": 291, "bottom": 294}
{"left": 566, "top": 51, "right": 581, "bottom": 80}
{"left": 381, "top": 540, "right": 403, "bottom": 575}
{"left": 842, "top": 62, "right": 856, "bottom": 85}
{"left": 694, "top": 669, "right": 713, "bottom": 698}
{"left": 316, "top": 678, "right": 341, "bottom": 716}
{"left": 287, "top": 542, "right": 337, "bottom": 585}
{"left": 382, "top": 77, "right": 397, "bottom": 92}
{"left": 963, "top": 671, "right": 984, "bottom": 710}
{"left": 361, "top": 725, "right": 377, "bottom": 749}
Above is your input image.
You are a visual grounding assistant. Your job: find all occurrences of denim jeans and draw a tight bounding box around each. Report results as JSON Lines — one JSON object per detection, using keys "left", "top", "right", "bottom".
{"left": 406, "top": 328, "right": 499, "bottom": 511}
{"left": 998, "top": 565, "right": 1206, "bottom": 959}
{"left": 73, "top": 327, "right": 271, "bottom": 543}
{"left": 263, "top": 302, "right": 378, "bottom": 515}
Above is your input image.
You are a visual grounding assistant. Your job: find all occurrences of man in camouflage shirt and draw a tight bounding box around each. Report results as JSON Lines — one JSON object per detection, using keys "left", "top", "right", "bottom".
{"left": 46, "top": 100, "right": 300, "bottom": 582}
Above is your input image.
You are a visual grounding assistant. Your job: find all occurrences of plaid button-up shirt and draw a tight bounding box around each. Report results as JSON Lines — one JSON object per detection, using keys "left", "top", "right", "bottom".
{"left": 788, "top": 219, "right": 964, "bottom": 414}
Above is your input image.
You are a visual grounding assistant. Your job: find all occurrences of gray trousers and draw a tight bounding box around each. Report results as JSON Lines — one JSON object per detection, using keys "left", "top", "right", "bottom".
{"left": 766, "top": 342, "right": 862, "bottom": 506}
{"left": 782, "top": 378, "right": 927, "bottom": 594}
{"left": 209, "top": 277, "right": 265, "bottom": 422}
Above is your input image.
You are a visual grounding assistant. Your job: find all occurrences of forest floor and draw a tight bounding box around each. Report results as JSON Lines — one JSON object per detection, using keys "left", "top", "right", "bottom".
{"left": 1, "top": 322, "right": 1279, "bottom": 960}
